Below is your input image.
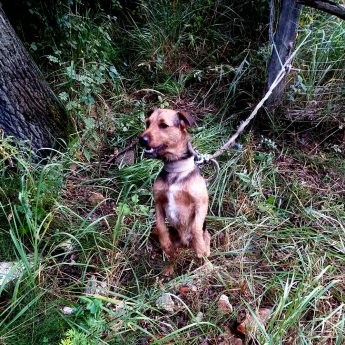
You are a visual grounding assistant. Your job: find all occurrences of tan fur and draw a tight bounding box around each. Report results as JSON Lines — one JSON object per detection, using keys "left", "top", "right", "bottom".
{"left": 140, "top": 109, "right": 210, "bottom": 273}
{"left": 141, "top": 109, "right": 190, "bottom": 161}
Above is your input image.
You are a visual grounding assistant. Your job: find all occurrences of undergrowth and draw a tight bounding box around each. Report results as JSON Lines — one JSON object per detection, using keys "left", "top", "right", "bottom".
{"left": 284, "top": 9, "right": 345, "bottom": 128}
{"left": 0, "top": 1, "right": 344, "bottom": 345}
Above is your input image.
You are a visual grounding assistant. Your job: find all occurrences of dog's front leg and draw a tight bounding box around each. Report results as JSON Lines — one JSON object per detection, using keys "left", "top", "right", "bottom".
{"left": 155, "top": 204, "right": 177, "bottom": 275}
{"left": 155, "top": 204, "right": 174, "bottom": 257}
{"left": 191, "top": 201, "right": 210, "bottom": 258}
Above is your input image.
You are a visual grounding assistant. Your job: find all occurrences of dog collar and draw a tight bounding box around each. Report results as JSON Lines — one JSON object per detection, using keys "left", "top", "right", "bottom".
{"left": 163, "top": 156, "right": 195, "bottom": 173}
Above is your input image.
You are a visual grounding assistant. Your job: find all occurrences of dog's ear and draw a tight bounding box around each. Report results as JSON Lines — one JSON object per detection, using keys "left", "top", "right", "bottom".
{"left": 177, "top": 111, "right": 194, "bottom": 128}
{"left": 146, "top": 108, "right": 155, "bottom": 117}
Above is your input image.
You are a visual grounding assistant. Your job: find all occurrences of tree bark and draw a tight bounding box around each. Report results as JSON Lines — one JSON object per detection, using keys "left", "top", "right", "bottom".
{"left": 0, "top": 5, "right": 68, "bottom": 152}
{"left": 267, "top": 0, "right": 301, "bottom": 110}
{"left": 298, "top": 0, "right": 345, "bottom": 20}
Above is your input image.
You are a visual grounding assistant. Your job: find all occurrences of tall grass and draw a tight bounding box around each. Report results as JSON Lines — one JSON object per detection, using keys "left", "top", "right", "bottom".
{"left": 286, "top": 9, "right": 345, "bottom": 125}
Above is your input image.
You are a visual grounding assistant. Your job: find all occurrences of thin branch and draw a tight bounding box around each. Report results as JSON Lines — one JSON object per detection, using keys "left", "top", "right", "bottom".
{"left": 269, "top": 0, "right": 276, "bottom": 44}
{"left": 298, "top": 0, "right": 345, "bottom": 20}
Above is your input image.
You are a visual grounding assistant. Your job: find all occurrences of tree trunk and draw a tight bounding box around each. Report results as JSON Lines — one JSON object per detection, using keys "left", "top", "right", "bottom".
{"left": 266, "top": 0, "right": 301, "bottom": 110}
{"left": 266, "top": 0, "right": 344, "bottom": 110}
{"left": 0, "top": 5, "right": 68, "bottom": 152}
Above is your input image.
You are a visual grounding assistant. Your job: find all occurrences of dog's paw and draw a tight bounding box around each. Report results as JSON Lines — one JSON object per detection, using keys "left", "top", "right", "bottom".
{"left": 162, "top": 263, "right": 175, "bottom": 276}
{"left": 161, "top": 241, "right": 175, "bottom": 258}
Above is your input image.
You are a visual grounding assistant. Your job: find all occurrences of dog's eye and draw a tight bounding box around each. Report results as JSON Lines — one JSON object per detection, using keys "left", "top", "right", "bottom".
{"left": 159, "top": 123, "right": 169, "bottom": 129}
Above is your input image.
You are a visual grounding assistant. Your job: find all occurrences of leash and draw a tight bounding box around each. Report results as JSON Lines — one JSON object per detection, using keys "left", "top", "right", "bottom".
{"left": 189, "top": 33, "right": 311, "bottom": 181}
{"left": 188, "top": 141, "right": 220, "bottom": 184}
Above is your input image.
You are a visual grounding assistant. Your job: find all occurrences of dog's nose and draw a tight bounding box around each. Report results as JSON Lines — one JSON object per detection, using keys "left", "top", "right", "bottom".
{"left": 139, "top": 135, "right": 150, "bottom": 148}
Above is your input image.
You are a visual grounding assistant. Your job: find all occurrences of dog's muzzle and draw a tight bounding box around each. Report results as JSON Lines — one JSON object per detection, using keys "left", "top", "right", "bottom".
{"left": 139, "top": 135, "right": 150, "bottom": 148}
{"left": 139, "top": 135, "right": 166, "bottom": 158}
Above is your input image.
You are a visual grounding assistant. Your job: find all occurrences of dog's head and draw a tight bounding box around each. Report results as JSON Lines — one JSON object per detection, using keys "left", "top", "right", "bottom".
{"left": 139, "top": 108, "right": 194, "bottom": 161}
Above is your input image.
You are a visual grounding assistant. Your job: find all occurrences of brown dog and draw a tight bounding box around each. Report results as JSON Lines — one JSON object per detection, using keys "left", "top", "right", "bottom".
{"left": 139, "top": 109, "right": 210, "bottom": 274}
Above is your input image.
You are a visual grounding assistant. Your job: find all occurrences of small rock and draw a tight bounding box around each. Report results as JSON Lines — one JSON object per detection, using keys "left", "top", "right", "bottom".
{"left": 61, "top": 306, "right": 74, "bottom": 315}
{"left": 156, "top": 293, "right": 175, "bottom": 312}
{"left": 115, "top": 150, "right": 135, "bottom": 166}
{"left": 0, "top": 262, "right": 17, "bottom": 287}
{"left": 195, "top": 311, "right": 203, "bottom": 323}
{"left": 218, "top": 294, "right": 233, "bottom": 314}
{"left": 0, "top": 259, "right": 34, "bottom": 288}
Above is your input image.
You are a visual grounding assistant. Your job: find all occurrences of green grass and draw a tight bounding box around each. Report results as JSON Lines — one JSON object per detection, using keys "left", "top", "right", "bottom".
{"left": 1, "top": 1, "right": 344, "bottom": 344}
{"left": 1, "top": 124, "right": 344, "bottom": 344}
{"left": 285, "top": 9, "right": 345, "bottom": 125}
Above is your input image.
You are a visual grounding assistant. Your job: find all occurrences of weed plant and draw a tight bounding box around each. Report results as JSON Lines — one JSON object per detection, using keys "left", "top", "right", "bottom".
{"left": 285, "top": 9, "right": 345, "bottom": 126}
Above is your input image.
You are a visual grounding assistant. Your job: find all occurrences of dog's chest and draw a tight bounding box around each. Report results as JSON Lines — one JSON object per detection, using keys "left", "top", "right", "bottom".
{"left": 154, "top": 169, "right": 198, "bottom": 227}
{"left": 155, "top": 182, "right": 188, "bottom": 226}
{"left": 165, "top": 185, "right": 179, "bottom": 225}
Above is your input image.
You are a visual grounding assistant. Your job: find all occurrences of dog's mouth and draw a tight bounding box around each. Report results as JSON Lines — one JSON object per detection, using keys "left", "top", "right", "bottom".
{"left": 144, "top": 145, "right": 166, "bottom": 157}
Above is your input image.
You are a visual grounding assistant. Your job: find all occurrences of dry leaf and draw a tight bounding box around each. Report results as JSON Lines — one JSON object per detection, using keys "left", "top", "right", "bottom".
{"left": 71, "top": 163, "right": 77, "bottom": 176}
{"left": 88, "top": 192, "right": 105, "bottom": 205}
{"left": 218, "top": 294, "right": 233, "bottom": 313}
{"left": 237, "top": 308, "right": 272, "bottom": 335}
{"left": 179, "top": 286, "right": 190, "bottom": 294}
